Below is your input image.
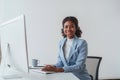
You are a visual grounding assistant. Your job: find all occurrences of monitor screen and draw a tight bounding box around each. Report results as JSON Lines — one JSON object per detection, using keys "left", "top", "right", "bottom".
{"left": 0, "top": 15, "right": 29, "bottom": 77}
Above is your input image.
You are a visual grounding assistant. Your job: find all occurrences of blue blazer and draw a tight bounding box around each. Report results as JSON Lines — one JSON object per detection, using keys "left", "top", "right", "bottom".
{"left": 55, "top": 36, "right": 91, "bottom": 80}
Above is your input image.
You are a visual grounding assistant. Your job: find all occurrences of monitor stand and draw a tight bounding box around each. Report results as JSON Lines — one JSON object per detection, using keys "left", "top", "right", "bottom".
{"left": 0, "top": 43, "right": 23, "bottom": 79}
{"left": 0, "top": 65, "right": 24, "bottom": 79}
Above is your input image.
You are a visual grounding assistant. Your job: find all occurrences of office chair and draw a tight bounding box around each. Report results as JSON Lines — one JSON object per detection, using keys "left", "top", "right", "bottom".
{"left": 86, "top": 56, "right": 102, "bottom": 80}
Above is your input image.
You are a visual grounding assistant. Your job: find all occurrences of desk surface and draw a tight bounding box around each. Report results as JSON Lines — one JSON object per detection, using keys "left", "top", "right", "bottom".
{"left": 0, "top": 69, "right": 79, "bottom": 80}
{"left": 28, "top": 69, "right": 79, "bottom": 80}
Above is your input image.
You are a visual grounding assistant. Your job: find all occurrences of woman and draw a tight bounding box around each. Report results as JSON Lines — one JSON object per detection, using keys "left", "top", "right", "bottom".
{"left": 42, "top": 16, "right": 91, "bottom": 80}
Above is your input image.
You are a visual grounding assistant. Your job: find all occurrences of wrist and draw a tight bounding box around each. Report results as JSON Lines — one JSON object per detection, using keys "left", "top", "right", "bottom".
{"left": 56, "top": 68, "right": 64, "bottom": 72}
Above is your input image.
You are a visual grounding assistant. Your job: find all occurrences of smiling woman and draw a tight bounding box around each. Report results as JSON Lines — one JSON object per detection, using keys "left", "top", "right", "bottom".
{"left": 42, "top": 16, "right": 91, "bottom": 80}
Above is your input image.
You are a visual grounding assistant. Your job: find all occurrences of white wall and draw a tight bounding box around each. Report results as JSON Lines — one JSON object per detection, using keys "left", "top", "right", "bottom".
{"left": 0, "top": 0, "right": 4, "bottom": 22}
{"left": 1, "top": 0, "right": 120, "bottom": 79}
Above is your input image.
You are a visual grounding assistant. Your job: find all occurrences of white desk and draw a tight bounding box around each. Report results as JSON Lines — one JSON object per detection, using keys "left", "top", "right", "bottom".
{"left": 0, "top": 70, "right": 79, "bottom": 80}
{"left": 29, "top": 69, "right": 79, "bottom": 80}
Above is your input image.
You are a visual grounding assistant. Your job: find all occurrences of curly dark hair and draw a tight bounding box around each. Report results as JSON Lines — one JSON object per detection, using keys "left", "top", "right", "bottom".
{"left": 61, "top": 16, "right": 82, "bottom": 38}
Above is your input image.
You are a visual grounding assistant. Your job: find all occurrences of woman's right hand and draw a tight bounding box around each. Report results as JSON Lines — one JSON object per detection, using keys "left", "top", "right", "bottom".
{"left": 42, "top": 65, "right": 64, "bottom": 72}
{"left": 41, "top": 65, "right": 57, "bottom": 72}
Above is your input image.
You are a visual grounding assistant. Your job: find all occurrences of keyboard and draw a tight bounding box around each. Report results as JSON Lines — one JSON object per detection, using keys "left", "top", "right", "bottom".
{"left": 32, "top": 69, "right": 56, "bottom": 74}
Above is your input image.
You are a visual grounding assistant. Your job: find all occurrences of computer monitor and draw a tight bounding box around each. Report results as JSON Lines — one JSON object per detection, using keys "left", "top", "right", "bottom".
{"left": 0, "top": 15, "right": 29, "bottom": 78}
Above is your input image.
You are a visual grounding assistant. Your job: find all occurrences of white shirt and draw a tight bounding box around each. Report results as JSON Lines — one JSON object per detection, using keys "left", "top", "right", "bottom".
{"left": 64, "top": 38, "right": 73, "bottom": 59}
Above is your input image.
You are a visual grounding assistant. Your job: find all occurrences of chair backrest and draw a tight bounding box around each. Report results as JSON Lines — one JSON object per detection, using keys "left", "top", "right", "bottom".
{"left": 86, "top": 56, "right": 102, "bottom": 80}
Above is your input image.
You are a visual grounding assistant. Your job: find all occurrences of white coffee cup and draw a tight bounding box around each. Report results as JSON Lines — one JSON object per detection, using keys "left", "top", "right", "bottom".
{"left": 32, "top": 59, "right": 40, "bottom": 67}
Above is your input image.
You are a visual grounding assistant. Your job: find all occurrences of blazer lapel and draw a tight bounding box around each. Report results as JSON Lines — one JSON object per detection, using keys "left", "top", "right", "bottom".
{"left": 60, "top": 38, "right": 68, "bottom": 66}
{"left": 67, "top": 36, "right": 77, "bottom": 63}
